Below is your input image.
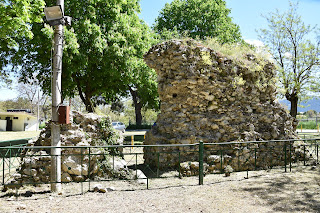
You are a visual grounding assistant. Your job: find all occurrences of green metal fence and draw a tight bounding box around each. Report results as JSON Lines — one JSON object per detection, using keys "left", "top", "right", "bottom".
{"left": 0, "top": 138, "right": 319, "bottom": 195}
{"left": 297, "top": 132, "right": 320, "bottom": 139}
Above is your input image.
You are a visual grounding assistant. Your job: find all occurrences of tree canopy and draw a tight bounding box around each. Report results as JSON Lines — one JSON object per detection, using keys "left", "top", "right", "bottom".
{"left": 7, "top": 0, "right": 158, "bottom": 117}
{"left": 153, "top": 0, "right": 242, "bottom": 43}
{"left": 0, "top": 0, "right": 45, "bottom": 86}
{"left": 258, "top": 2, "right": 320, "bottom": 118}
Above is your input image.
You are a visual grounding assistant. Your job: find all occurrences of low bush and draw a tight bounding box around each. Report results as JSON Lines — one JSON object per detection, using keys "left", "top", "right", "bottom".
{"left": 39, "top": 123, "right": 46, "bottom": 129}
{"left": 298, "top": 121, "right": 318, "bottom": 129}
{"left": 126, "top": 124, "right": 152, "bottom": 130}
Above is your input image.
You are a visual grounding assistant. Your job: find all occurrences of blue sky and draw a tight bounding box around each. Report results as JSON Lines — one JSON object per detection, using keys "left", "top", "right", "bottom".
{"left": 1, "top": 0, "right": 319, "bottom": 101}
{"left": 139, "top": 0, "right": 320, "bottom": 42}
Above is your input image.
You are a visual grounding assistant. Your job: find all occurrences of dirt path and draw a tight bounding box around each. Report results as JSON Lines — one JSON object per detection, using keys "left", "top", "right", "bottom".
{"left": 1, "top": 167, "right": 320, "bottom": 213}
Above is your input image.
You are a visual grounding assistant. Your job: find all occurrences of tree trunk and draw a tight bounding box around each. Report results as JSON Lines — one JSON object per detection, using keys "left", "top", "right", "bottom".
{"left": 286, "top": 92, "right": 298, "bottom": 118}
{"left": 84, "top": 95, "right": 94, "bottom": 112}
{"left": 129, "top": 87, "right": 143, "bottom": 126}
{"left": 78, "top": 91, "right": 94, "bottom": 112}
{"left": 74, "top": 75, "right": 95, "bottom": 112}
{"left": 289, "top": 97, "right": 298, "bottom": 118}
{"left": 284, "top": 92, "right": 298, "bottom": 131}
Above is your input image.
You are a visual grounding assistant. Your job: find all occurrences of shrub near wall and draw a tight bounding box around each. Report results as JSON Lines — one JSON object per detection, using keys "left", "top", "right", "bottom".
{"left": 298, "top": 121, "right": 317, "bottom": 129}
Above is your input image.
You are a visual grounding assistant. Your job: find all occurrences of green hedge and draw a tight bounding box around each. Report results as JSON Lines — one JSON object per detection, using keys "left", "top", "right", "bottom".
{"left": 124, "top": 135, "right": 145, "bottom": 142}
{"left": 126, "top": 124, "right": 152, "bottom": 130}
{"left": 298, "top": 121, "right": 318, "bottom": 129}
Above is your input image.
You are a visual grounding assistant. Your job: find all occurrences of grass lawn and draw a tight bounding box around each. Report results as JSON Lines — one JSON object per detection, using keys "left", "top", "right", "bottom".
{"left": 0, "top": 131, "right": 40, "bottom": 142}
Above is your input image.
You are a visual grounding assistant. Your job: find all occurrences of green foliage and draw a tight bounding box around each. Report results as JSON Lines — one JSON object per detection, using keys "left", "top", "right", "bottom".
{"left": 258, "top": 2, "right": 320, "bottom": 117}
{"left": 39, "top": 122, "right": 46, "bottom": 129}
{"left": 126, "top": 124, "right": 152, "bottom": 130}
{"left": 96, "top": 100, "right": 158, "bottom": 126}
{"left": 203, "top": 38, "right": 268, "bottom": 68}
{"left": 98, "top": 117, "right": 119, "bottom": 146}
{"left": 6, "top": 0, "right": 158, "bottom": 114}
{"left": 0, "top": 0, "right": 45, "bottom": 86}
{"left": 124, "top": 135, "right": 145, "bottom": 143}
{"left": 304, "top": 110, "right": 318, "bottom": 118}
{"left": 0, "top": 97, "right": 31, "bottom": 111}
{"left": 298, "top": 121, "right": 318, "bottom": 129}
{"left": 0, "top": 0, "right": 45, "bottom": 47}
{"left": 153, "top": 0, "right": 242, "bottom": 43}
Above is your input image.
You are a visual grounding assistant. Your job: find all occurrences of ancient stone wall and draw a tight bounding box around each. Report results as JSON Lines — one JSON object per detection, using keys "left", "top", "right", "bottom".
{"left": 143, "top": 39, "right": 298, "bottom": 171}
{"left": 8, "top": 111, "right": 130, "bottom": 187}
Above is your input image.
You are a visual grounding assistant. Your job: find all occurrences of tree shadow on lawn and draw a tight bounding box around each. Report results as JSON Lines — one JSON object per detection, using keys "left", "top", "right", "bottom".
{"left": 241, "top": 170, "right": 320, "bottom": 212}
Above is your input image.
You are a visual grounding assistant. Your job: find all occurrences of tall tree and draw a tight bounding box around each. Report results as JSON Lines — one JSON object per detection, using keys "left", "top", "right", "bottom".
{"left": 16, "top": 78, "right": 48, "bottom": 120}
{"left": 9, "top": 0, "right": 155, "bottom": 113}
{"left": 258, "top": 2, "right": 320, "bottom": 118}
{"left": 153, "top": 0, "right": 242, "bottom": 43}
{"left": 128, "top": 59, "right": 159, "bottom": 125}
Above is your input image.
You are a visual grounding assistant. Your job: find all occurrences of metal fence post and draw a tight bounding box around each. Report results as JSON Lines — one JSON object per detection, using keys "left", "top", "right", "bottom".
{"left": 237, "top": 147, "right": 240, "bottom": 172}
{"left": 304, "top": 144, "right": 306, "bottom": 166}
{"left": 220, "top": 149, "right": 223, "bottom": 174}
{"left": 9, "top": 143, "right": 11, "bottom": 174}
{"left": 199, "top": 141, "right": 204, "bottom": 185}
{"left": 284, "top": 142, "right": 287, "bottom": 173}
{"left": 317, "top": 143, "right": 319, "bottom": 163}
{"left": 2, "top": 155, "right": 4, "bottom": 185}
{"left": 135, "top": 153, "right": 138, "bottom": 178}
{"left": 81, "top": 147, "right": 83, "bottom": 194}
{"left": 289, "top": 142, "right": 292, "bottom": 172}
{"left": 157, "top": 152, "right": 160, "bottom": 178}
{"left": 254, "top": 148, "right": 257, "bottom": 170}
{"left": 88, "top": 147, "right": 91, "bottom": 191}
{"left": 178, "top": 151, "right": 181, "bottom": 178}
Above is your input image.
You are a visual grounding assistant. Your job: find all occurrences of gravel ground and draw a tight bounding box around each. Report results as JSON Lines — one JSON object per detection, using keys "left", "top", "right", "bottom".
{"left": 1, "top": 166, "right": 320, "bottom": 213}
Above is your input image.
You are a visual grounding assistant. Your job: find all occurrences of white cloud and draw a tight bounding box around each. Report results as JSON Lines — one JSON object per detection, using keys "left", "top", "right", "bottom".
{"left": 245, "top": 39, "right": 265, "bottom": 47}
{"left": 284, "top": 52, "right": 292, "bottom": 58}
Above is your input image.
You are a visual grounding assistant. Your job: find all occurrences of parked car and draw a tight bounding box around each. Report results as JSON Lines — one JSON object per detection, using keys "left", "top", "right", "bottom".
{"left": 112, "top": 122, "right": 126, "bottom": 133}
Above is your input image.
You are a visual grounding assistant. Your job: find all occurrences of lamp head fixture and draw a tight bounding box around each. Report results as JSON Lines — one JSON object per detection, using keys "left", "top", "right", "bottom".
{"left": 44, "top": 5, "right": 71, "bottom": 26}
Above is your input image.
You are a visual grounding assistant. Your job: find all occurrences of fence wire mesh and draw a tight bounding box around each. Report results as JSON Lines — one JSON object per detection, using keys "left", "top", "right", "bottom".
{"left": 1, "top": 138, "right": 319, "bottom": 196}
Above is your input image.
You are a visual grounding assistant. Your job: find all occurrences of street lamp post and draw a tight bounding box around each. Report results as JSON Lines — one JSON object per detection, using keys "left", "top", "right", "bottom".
{"left": 44, "top": 0, "right": 71, "bottom": 193}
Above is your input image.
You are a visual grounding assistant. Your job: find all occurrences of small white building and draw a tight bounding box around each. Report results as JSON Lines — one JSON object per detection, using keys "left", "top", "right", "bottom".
{"left": 0, "top": 111, "right": 39, "bottom": 131}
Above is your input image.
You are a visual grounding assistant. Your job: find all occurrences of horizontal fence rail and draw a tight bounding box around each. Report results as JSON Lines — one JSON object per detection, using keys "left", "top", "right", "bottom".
{"left": 0, "top": 138, "right": 319, "bottom": 195}
{"left": 0, "top": 138, "right": 31, "bottom": 147}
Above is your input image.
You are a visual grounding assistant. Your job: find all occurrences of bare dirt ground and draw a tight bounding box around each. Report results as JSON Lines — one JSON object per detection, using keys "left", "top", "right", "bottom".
{"left": 1, "top": 165, "right": 320, "bottom": 213}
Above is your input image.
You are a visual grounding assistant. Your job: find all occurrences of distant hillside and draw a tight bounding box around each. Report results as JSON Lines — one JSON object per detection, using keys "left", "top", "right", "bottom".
{"left": 279, "top": 98, "right": 320, "bottom": 113}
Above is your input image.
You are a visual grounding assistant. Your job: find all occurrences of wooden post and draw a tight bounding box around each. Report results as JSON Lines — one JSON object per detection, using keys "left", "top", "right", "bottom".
{"left": 131, "top": 135, "right": 134, "bottom": 149}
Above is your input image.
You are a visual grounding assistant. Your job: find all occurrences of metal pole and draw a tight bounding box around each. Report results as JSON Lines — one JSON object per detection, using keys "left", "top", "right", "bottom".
{"left": 199, "top": 141, "right": 204, "bottom": 185}
{"left": 37, "top": 87, "right": 40, "bottom": 128}
{"left": 2, "top": 156, "right": 4, "bottom": 185}
{"left": 284, "top": 142, "right": 287, "bottom": 173}
{"left": 51, "top": 0, "right": 64, "bottom": 193}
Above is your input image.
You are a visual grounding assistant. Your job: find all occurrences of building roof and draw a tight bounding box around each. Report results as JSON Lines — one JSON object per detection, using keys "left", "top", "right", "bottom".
{"left": 0, "top": 111, "right": 37, "bottom": 119}
{"left": 7, "top": 109, "right": 32, "bottom": 113}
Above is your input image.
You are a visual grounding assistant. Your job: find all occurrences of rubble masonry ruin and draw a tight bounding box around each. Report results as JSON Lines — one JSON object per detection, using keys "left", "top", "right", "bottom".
{"left": 143, "top": 39, "right": 298, "bottom": 172}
